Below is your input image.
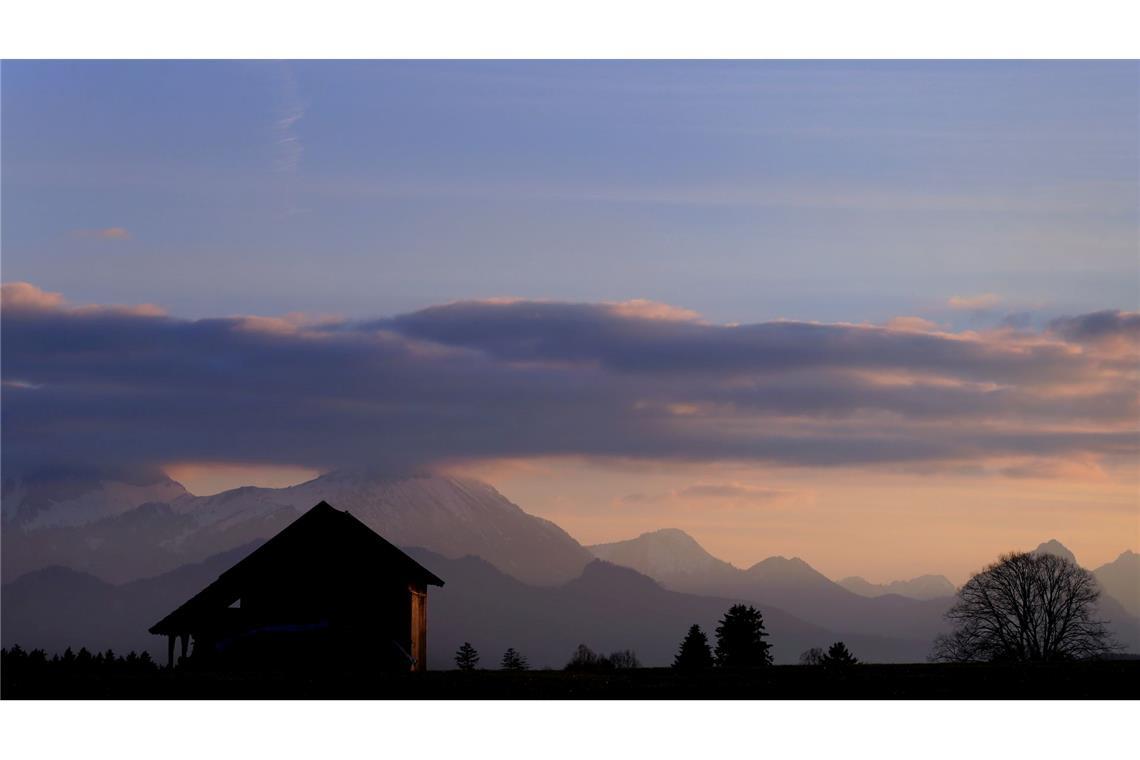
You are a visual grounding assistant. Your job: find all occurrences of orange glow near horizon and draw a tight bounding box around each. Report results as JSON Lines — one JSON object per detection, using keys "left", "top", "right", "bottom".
{"left": 445, "top": 456, "right": 1140, "bottom": 586}
{"left": 163, "top": 462, "right": 322, "bottom": 496}
{"left": 159, "top": 453, "right": 1138, "bottom": 586}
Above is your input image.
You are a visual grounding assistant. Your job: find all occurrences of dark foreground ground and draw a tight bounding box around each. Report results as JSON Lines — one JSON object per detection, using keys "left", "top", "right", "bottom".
{"left": 4, "top": 661, "right": 1138, "bottom": 699}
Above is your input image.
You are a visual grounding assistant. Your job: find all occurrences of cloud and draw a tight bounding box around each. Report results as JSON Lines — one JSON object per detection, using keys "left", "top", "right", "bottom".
{"left": 614, "top": 483, "right": 787, "bottom": 512}
{"left": 884, "top": 316, "right": 940, "bottom": 333}
{"left": 1, "top": 282, "right": 66, "bottom": 310}
{"left": 997, "top": 457, "right": 1109, "bottom": 481}
{"left": 70, "top": 227, "right": 131, "bottom": 240}
{"left": 948, "top": 293, "right": 1000, "bottom": 310}
{"left": 1048, "top": 310, "right": 1140, "bottom": 348}
{"left": 384, "top": 299, "right": 1095, "bottom": 386}
{"left": 273, "top": 63, "right": 305, "bottom": 175}
{"left": 607, "top": 299, "right": 702, "bottom": 322}
{"left": 2, "top": 284, "right": 1135, "bottom": 478}
{"left": 677, "top": 483, "right": 785, "bottom": 502}
{"left": 1, "top": 282, "right": 165, "bottom": 318}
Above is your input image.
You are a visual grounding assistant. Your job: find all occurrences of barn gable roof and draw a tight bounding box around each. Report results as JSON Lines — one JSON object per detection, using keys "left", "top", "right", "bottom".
{"left": 149, "top": 501, "right": 443, "bottom": 635}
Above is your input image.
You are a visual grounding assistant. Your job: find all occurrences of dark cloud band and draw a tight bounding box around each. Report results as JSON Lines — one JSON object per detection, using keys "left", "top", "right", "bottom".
{"left": 2, "top": 285, "right": 1136, "bottom": 476}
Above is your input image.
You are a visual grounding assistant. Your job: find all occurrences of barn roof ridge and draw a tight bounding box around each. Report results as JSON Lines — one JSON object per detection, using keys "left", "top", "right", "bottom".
{"left": 149, "top": 499, "right": 444, "bottom": 636}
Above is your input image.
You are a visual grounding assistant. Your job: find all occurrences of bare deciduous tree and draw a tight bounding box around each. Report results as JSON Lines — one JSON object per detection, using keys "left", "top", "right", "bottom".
{"left": 798, "top": 647, "right": 824, "bottom": 666}
{"left": 932, "top": 551, "right": 1115, "bottom": 663}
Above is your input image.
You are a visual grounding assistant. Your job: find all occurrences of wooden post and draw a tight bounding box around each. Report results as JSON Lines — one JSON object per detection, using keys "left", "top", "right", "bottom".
{"left": 410, "top": 584, "right": 427, "bottom": 672}
{"left": 167, "top": 635, "right": 175, "bottom": 669}
{"left": 179, "top": 633, "right": 189, "bottom": 664}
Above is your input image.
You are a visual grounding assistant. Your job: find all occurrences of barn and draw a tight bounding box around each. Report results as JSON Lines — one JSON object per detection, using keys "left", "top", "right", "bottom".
{"left": 149, "top": 501, "right": 444, "bottom": 672}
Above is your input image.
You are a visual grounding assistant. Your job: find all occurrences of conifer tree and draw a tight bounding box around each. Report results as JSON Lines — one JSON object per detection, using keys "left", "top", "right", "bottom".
{"left": 820, "top": 641, "right": 858, "bottom": 668}
{"left": 673, "top": 624, "right": 715, "bottom": 670}
{"left": 500, "top": 648, "right": 529, "bottom": 671}
{"left": 455, "top": 642, "right": 480, "bottom": 671}
{"left": 714, "top": 604, "right": 773, "bottom": 668}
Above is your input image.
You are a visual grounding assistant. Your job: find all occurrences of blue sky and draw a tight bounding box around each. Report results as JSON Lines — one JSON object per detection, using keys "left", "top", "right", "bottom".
{"left": 3, "top": 60, "right": 1136, "bottom": 325}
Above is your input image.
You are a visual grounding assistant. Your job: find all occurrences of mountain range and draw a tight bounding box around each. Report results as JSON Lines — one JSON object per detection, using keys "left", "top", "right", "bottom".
{"left": 1034, "top": 540, "right": 1140, "bottom": 621}
{"left": 837, "top": 574, "right": 956, "bottom": 601}
{"left": 2, "top": 469, "right": 592, "bottom": 585}
{"left": 0, "top": 540, "right": 929, "bottom": 667}
{"left": 2, "top": 469, "right": 1137, "bottom": 663}
{"left": 589, "top": 529, "right": 954, "bottom": 641}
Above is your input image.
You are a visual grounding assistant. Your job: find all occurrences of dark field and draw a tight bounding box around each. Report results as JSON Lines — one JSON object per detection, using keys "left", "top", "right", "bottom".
{"left": 4, "top": 661, "right": 1138, "bottom": 699}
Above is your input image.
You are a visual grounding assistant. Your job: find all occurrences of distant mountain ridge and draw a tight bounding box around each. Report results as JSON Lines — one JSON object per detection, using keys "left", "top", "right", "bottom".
{"left": 588, "top": 528, "right": 741, "bottom": 586}
{"left": 2, "top": 469, "right": 593, "bottom": 586}
{"left": 3, "top": 473, "right": 1137, "bottom": 661}
{"left": 591, "top": 529, "right": 954, "bottom": 641}
{"left": 2, "top": 471, "right": 191, "bottom": 529}
{"left": 838, "top": 574, "right": 956, "bottom": 601}
{"left": 0, "top": 541, "right": 932, "bottom": 666}
{"left": 1028, "top": 539, "right": 1140, "bottom": 649}
{"left": 589, "top": 529, "right": 1140, "bottom": 652}
{"left": 1033, "top": 539, "right": 1078, "bottom": 565}
{"left": 1094, "top": 551, "right": 1140, "bottom": 619}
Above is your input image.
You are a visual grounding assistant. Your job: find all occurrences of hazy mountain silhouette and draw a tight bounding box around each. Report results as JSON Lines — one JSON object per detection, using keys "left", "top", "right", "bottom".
{"left": 1026, "top": 539, "right": 1140, "bottom": 650}
{"left": 838, "top": 574, "right": 956, "bottom": 601}
{"left": 1033, "top": 539, "right": 1078, "bottom": 565}
{"left": 1, "top": 541, "right": 932, "bottom": 666}
{"left": 588, "top": 528, "right": 741, "bottom": 587}
{"left": 1, "top": 542, "right": 262, "bottom": 659}
{"left": 1094, "top": 551, "right": 1140, "bottom": 619}
{"left": 591, "top": 528, "right": 953, "bottom": 641}
{"left": 4, "top": 471, "right": 1136, "bottom": 660}
{"left": 1, "top": 469, "right": 190, "bottom": 529}
{"left": 2, "top": 469, "right": 592, "bottom": 585}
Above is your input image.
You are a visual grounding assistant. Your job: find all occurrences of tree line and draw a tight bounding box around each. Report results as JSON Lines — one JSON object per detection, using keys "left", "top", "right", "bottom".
{"left": 454, "top": 603, "right": 862, "bottom": 671}
{"left": 455, "top": 549, "right": 1119, "bottom": 670}
{"left": 7, "top": 549, "right": 1115, "bottom": 680}
{"left": 2, "top": 645, "right": 160, "bottom": 677}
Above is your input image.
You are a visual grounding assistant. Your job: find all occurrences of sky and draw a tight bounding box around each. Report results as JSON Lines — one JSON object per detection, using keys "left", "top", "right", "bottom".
{"left": 2, "top": 60, "right": 1138, "bottom": 582}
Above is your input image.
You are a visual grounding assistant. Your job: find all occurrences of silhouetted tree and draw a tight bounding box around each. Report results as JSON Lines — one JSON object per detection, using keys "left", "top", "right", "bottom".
{"left": 673, "top": 624, "right": 715, "bottom": 670}
{"left": 565, "top": 644, "right": 607, "bottom": 671}
{"left": 455, "top": 642, "right": 480, "bottom": 671}
{"left": 607, "top": 650, "right": 641, "bottom": 669}
{"left": 714, "top": 604, "right": 772, "bottom": 668}
{"left": 932, "top": 551, "right": 1115, "bottom": 663}
{"left": 820, "top": 641, "right": 858, "bottom": 668}
{"left": 500, "top": 648, "right": 529, "bottom": 671}
{"left": 799, "top": 647, "right": 824, "bottom": 666}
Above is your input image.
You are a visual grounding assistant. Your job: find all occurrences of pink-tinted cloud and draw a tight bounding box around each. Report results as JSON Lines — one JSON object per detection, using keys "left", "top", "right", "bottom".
{"left": 1, "top": 282, "right": 164, "bottom": 318}
{"left": 0, "top": 282, "right": 66, "bottom": 311}
{"left": 677, "top": 483, "right": 785, "bottom": 502}
{"left": 948, "top": 293, "right": 1000, "bottom": 310}
{"left": 71, "top": 227, "right": 131, "bottom": 240}
{"left": 885, "top": 316, "right": 940, "bottom": 332}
